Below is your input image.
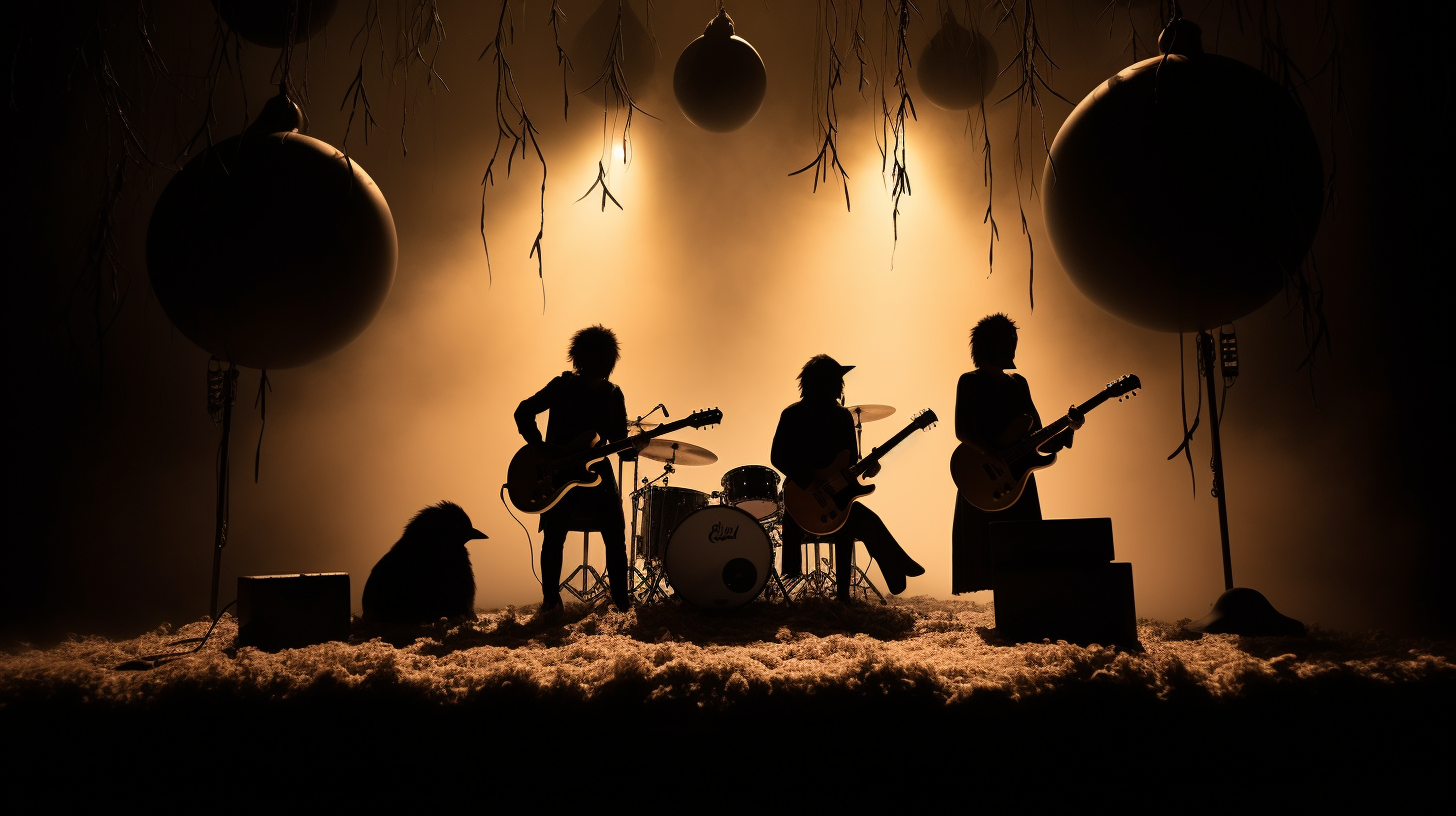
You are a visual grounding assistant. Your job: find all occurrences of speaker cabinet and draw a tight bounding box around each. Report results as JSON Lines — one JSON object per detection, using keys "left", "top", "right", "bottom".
{"left": 988, "top": 519, "right": 1139, "bottom": 648}
{"left": 237, "top": 573, "right": 351, "bottom": 650}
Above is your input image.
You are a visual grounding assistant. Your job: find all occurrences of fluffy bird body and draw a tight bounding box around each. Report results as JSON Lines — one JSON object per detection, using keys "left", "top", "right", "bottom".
{"left": 363, "top": 501, "right": 487, "bottom": 624}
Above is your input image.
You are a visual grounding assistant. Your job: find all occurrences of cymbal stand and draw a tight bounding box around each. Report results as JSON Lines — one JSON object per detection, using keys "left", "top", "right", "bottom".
{"left": 624, "top": 404, "right": 666, "bottom": 597}
{"left": 846, "top": 547, "right": 886, "bottom": 605}
{"left": 759, "top": 519, "right": 794, "bottom": 605}
{"left": 631, "top": 458, "right": 680, "bottom": 604}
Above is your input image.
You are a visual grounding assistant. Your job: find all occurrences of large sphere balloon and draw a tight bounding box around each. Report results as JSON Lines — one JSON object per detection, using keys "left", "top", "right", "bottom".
{"left": 213, "top": 0, "right": 338, "bottom": 48}
{"left": 572, "top": 0, "right": 657, "bottom": 97}
{"left": 917, "top": 11, "right": 997, "bottom": 111}
{"left": 673, "top": 9, "right": 767, "bottom": 132}
{"left": 147, "top": 96, "right": 396, "bottom": 370}
{"left": 1042, "top": 22, "right": 1323, "bottom": 333}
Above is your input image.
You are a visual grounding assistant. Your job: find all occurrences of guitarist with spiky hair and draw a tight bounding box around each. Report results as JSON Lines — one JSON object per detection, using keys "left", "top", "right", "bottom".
{"left": 951, "top": 314, "right": 1083, "bottom": 593}
{"left": 515, "top": 325, "right": 639, "bottom": 614}
{"left": 772, "top": 354, "right": 924, "bottom": 602}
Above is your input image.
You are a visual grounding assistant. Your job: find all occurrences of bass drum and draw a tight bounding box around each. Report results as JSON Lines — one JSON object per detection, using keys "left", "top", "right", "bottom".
{"left": 664, "top": 505, "right": 772, "bottom": 609}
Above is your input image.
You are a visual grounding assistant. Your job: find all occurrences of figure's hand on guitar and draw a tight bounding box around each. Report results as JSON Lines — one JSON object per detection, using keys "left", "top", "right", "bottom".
{"left": 1068, "top": 405, "right": 1085, "bottom": 430}
{"left": 864, "top": 451, "right": 882, "bottom": 479}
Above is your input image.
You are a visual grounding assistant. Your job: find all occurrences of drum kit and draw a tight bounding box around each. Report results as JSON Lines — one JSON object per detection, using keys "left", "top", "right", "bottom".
{"left": 623, "top": 404, "right": 897, "bottom": 609}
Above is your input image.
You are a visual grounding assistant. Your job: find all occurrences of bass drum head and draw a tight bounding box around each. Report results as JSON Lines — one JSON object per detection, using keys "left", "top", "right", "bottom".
{"left": 664, "top": 505, "right": 771, "bottom": 609}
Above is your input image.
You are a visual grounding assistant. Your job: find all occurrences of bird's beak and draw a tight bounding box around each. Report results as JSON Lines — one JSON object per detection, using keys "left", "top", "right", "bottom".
{"left": 469, "top": 528, "right": 488, "bottom": 540}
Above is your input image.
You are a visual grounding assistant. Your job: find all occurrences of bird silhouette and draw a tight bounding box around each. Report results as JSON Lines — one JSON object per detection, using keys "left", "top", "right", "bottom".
{"left": 362, "top": 501, "right": 488, "bottom": 624}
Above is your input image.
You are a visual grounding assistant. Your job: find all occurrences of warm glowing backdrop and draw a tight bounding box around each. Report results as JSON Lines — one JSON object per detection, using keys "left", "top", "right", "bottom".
{"left": 6, "top": 0, "right": 1442, "bottom": 640}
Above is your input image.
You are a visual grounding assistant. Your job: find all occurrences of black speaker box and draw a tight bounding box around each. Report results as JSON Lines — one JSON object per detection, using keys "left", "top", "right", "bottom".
{"left": 993, "top": 562, "right": 1139, "bottom": 648}
{"left": 236, "top": 573, "right": 351, "bottom": 650}
{"left": 989, "top": 517, "right": 1115, "bottom": 568}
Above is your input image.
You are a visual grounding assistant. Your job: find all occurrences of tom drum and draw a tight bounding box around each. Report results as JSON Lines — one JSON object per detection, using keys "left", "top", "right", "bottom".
{"left": 664, "top": 505, "right": 772, "bottom": 609}
{"left": 639, "top": 486, "right": 710, "bottom": 561}
{"left": 719, "top": 465, "right": 782, "bottom": 521}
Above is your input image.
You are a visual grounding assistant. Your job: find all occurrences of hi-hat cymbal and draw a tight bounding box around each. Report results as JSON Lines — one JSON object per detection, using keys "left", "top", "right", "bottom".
{"left": 638, "top": 438, "right": 718, "bottom": 466}
{"left": 846, "top": 404, "right": 896, "bottom": 423}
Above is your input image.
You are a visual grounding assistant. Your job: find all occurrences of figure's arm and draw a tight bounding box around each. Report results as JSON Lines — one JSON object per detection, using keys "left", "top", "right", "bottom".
{"left": 771, "top": 410, "right": 807, "bottom": 488}
{"left": 514, "top": 378, "right": 558, "bottom": 444}
{"left": 609, "top": 388, "right": 638, "bottom": 461}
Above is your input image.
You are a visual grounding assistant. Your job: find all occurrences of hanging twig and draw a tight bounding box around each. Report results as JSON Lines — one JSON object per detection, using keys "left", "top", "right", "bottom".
{"left": 479, "top": 0, "right": 550, "bottom": 309}
{"left": 790, "top": 0, "right": 852, "bottom": 211}
{"left": 579, "top": 0, "right": 655, "bottom": 206}
{"left": 392, "top": 0, "right": 449, "bottom": 156}
{"left": 994, "top": 0, "right": 1076, "bottom": 309}
{"left": 340, "top": 0, "right": 385, "bottom": 150}
{"left": 876, "top": 0, "right": 918, "bottom": 258}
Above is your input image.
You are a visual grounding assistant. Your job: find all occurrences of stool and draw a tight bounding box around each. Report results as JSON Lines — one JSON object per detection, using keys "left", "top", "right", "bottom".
{"left": 560, "top": 525, "right": 609, "bottom": 604}
{"left": 784, "top": 534, "right": 885, "bottom": 604}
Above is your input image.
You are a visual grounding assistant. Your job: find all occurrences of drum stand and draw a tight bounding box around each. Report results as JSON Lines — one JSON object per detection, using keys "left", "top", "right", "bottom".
{"left": 561, "top": 531, "right": 609, "bottom": 603}
{"left": 785, "top": 535, "right": 885, "bottom": 604}
{"left": 627, "top": 454, "right": 679, "bottom": 605}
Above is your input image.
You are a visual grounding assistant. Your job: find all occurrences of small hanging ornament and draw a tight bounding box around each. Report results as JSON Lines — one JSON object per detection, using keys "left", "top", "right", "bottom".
{"left": 673, "top": 8, "right": 768, "bottom": 133}
{"left": 147, "top": 88, "right": 397, "bottom": 370}
{"left": 1042, "top": 20, "right": 1323, "bottom": 333}
{"left": 916, "top": 10, "right": 997, "bottom": 111}
{"left": 213, "top": 0, "right": 338, "bottom": 48}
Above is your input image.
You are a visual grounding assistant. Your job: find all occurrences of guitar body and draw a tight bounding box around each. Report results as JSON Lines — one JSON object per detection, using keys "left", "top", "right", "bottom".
{"left": 784, "top": 450, "right": 878, "bottom": 535}
{"left": 506, "top": 431, "right": 606, "bottom": 514}
{"left": 506, "top": 407, "right": 725, "bottom": 515}
{"left": 949, "top": 374, "right": 1142, "bottom": 512}
{"left": 950, "top": 439, "right": 1056, "bottom": 512}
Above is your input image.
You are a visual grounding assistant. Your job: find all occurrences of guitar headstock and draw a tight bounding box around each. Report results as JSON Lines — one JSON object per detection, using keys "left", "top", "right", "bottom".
{"left": 1106, "top": 374, "right": 1141, "bottom": 402}
{"left": 914, "top": 408, "right": 938, "bottom": 430}
{"left": 688, "top": 407, "right": 723, "bottom": 429}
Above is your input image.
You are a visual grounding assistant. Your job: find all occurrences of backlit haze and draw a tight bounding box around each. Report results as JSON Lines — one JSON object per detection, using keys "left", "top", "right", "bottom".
{"left": 10, "top": 0, "right": 1440, "bottom": 640}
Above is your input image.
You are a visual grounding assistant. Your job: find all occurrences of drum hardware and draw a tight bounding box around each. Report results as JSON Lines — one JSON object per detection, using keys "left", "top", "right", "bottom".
{"left": 846, "top": 403, "right": 895, "bottom": 461}
{"left": 784, "top": 536, "right": 886, "bottom": 605}
{"left": 561, "top": 532, "right": 610, "bottom": 603}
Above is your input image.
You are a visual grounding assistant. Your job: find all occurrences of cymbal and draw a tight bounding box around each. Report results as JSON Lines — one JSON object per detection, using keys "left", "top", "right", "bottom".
{"left": 846, "top": 404, "right": 896, "bottom": 423}
{"left": 638, "top": 438, "right": 718, "bottom": 466}
{"left": 627, "top": 419, "right": 660, "bottom": 431}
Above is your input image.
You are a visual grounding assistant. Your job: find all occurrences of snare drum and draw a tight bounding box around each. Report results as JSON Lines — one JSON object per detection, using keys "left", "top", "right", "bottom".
{"left": 638, "top": 486, "right": 710, "bottom": 560}
{"left": 720, "top": 465, "right": 782, "bottom": 521}
{"left": 664, "top": 505, "right": 772, "bottom": 609}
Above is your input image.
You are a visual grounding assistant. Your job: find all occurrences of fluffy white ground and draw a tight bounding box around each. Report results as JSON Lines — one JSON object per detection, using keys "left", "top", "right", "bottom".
{"left": 4, "top": 596, "right": 1451, "bottom": 802}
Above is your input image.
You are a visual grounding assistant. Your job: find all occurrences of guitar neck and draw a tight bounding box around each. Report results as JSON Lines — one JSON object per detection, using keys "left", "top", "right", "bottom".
{"left": 853, "top": 416, "right": 927, "bottom": 477}
{"left": 1025, "top": 387, "right": 1118, "bottom": 449}
{"left": 599, "top": 415, "right": 703, "bottom": 456}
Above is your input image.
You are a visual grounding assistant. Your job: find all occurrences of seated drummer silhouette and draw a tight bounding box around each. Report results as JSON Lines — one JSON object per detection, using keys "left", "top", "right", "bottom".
{"left": 515, "top": 326, "right": 639, "bottom": 613}
{"left": 771, "top": 354, "right": 924, "bottom": 601}
{"left": 952, "top": 314, "right": 1082, "bottom": 593}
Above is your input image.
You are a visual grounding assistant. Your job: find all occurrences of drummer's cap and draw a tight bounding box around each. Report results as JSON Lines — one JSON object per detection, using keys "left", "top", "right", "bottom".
{"left": 799, "top": 354, "right": 854, "bottom": 396}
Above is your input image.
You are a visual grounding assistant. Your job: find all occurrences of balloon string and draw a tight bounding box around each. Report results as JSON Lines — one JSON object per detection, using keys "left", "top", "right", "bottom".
{"left": 253, "top": 369, "right": 271, "bottom": 482}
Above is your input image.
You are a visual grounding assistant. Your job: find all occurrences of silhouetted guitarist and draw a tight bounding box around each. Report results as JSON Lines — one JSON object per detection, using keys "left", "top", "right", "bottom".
{"left": 515, "top": 325, "right": 639, "bottom": 613}
{"left": 952, "top": 314, "right": 1083, "bottom": 593}
{"left": 772, "top": 355, "right": 924, "bottom": 600}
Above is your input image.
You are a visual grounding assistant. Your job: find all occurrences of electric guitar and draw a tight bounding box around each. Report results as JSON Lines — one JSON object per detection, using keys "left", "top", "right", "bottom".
{"left": 507, "top": 408, "right": 723, "bottom": 514}
{"left": 951, "top": 375, "right": 1140, "bottom": 512}
{"left": 784, "top": 409, "right": 938, "bottom": 535}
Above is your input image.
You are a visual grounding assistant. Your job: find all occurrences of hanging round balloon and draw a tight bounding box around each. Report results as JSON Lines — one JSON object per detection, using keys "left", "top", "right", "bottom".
{"left": 916, "top": 9, "right": 997, "bottom": 111}
{"left": 673, "top": 7, "right": 768, "bottom": 133}
{"left": 1041, "top": 19, "right": 1323, "bottom": 333}
{"left": 572, "top": 0, "right": 658, "bottom": 97}
{"left": 147, "top": 88, "right": 397, "bottom": 370}
{"left": 213, "top": 0, "right": 339, "bottom": 48}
